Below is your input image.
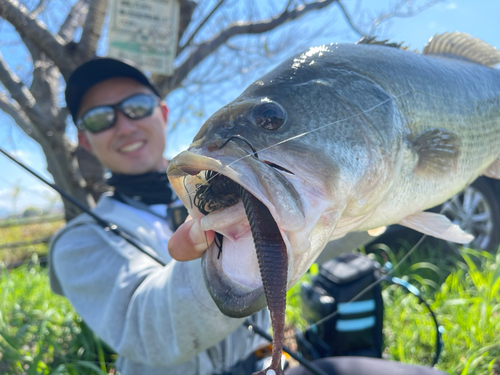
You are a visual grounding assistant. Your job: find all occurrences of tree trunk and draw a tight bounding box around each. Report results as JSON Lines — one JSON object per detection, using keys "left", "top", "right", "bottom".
{"left": 36, "top": 129, "right": 95, "bottom": 221}
{"left": 73, "top": 146, "right": 109, "bottom": 204}
{"left": 0, "top": 0, "right": 438, "bottom": 223}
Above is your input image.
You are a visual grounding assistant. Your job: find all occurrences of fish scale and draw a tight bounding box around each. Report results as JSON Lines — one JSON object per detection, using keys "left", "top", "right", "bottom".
{"left": 168, "top": 32, "right": 500, "bottom": 370}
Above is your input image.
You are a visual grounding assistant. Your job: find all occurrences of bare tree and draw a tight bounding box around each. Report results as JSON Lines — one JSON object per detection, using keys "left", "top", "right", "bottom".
{"left": 0, "top": 0, "right": 443, "bottom": 220}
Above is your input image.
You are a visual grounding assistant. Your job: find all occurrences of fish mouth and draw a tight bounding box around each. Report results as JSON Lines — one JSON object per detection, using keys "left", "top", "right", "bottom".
{"left": 167, "top": 144, "right": 305, "bottom": 317}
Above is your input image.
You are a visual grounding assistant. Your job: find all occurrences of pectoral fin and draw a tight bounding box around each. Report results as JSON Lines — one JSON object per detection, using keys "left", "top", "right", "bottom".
{"left": 483, "top": 157, "right": 500, "bottom": 179}
{"left": 410, "top": 128, "right": 461, "bottom": 179}
{"left": 398, "top": 211, "right": 474, "bottom": 244}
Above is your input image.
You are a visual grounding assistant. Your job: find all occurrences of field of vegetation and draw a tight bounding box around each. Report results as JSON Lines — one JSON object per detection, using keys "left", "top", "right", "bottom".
{"left": 1, "top": 220, "right": 499, "bottom": 374}
{"left": 0, "top": 216, "right": 64, "bottom": 266}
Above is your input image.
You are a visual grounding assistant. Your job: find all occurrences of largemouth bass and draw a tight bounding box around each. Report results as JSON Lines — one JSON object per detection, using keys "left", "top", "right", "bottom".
{"left": 167, "top": 32, "right": 500, "bottom": 374}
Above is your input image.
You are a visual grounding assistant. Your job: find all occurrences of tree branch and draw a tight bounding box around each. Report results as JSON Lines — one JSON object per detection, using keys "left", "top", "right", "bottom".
{"left": 0, "top": 0, "right": 70, "bottom": 71}
{"left": 78, "top": 0, "right": 108, "bottom": 59}
{"left": 178, "top": 0, "right": 197, "bottom": 46}
{"left": 0, "top": 94, "right": 63, "bottom": 175}
{"left": 0, "top": 51, "right": 36, "bottom": 110}
{"left": 370, "top": 0, "right": 445, "bottom": 35}
{"left": 336, "top": 0, "right": 364, "bottom": 37}
{"left": 58, "top": 0, "right": 90, "bottom": 43}
{"left": 0, "top": 51, "right": 52, "bottom": 130}
{"left": 0, "top": 93, "right": 37, "bottom": 139}
{"left": 0, "top": 91, "right": 85, "bottom": 214}
{"left": 18, "top": 36, "right": 60, "bottom": 120}
{"left": 20, "top": 0, "right": 90, "bottom": 120}
{"left": 178, "top": 0, "right": 225, "bottom": 55}
{"left": 158, "top": 0, "right": 337, "bottom": 94}
{"left": 30, "top": 0, "right": 46, "bottom": 18}
{"left": 16, "top": 0, "right": 90, "bottom": 119}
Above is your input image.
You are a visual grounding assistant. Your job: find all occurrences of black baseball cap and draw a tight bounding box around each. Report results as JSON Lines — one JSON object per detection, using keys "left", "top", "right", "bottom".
{"left": 65, "top": 57, "right": 161, "bottom": 123}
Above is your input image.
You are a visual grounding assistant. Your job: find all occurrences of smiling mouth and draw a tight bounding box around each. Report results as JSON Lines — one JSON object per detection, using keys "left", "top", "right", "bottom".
{"left": 119, "top": 141, "right": 146, "bottom": 153}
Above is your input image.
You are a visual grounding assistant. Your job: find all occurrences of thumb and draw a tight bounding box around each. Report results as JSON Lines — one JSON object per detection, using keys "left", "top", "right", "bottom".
{"left": 168, "top": 219, "right": 215, "bottom": 261}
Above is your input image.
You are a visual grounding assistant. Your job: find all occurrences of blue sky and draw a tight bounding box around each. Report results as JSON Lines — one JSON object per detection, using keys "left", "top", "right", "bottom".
{"left": 0, "top": 0, "right": 499, "bottom": 216}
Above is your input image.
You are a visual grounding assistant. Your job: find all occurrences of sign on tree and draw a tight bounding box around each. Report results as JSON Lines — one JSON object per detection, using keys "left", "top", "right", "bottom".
{"left": 108, "top": 0, "right": 180, "bottom": 76}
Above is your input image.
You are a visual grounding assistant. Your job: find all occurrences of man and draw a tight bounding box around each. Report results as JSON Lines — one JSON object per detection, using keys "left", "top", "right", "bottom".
{"left": 49, "top": 58, "right": 269, "bottom": 375}
{"left": 50, "top": 58, "right": 450, "bottom": 375}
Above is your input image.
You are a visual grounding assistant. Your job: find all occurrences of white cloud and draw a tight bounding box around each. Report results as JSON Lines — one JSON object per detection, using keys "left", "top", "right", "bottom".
{"left": 25, "top": 184, "right": 56, "bottom": 195}
{"left": 0, "top": 180, "right": 61, "bottom": 215}
{"left": 0, "top": 187, "right": 10, "bottom": 196}
{"left": 0, "top": 199, "right": 11, "bottom": 209}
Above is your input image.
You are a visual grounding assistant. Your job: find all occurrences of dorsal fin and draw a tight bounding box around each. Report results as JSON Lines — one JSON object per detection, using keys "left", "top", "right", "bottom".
{"left": 356, "top": 36, "right": 408, "bottom": 50}
{"left": 423, "top": 32, "right": 500, "bottom": 67}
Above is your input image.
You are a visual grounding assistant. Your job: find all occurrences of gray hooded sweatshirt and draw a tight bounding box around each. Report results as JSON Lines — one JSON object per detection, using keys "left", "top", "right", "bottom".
{"left": 49, "top": 194, "right": 269, "bottom": 374}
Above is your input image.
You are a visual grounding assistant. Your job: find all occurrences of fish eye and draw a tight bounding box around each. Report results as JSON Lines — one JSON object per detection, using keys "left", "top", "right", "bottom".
{"left": 251, "top": 102, "right": 286, "bottom": 131}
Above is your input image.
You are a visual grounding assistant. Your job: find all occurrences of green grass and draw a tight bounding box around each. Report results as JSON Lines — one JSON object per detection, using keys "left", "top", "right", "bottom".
{"left": 0, "top": 220, "right": 64, "bottom": 265}
{"left": 1, "top": 219, "right": 499, "bottom": 374}
{"left": 382, "top": 249, "right": 500, "bottom": 374}
{"left": 286, "top": 247, "right": 500, "bottom": 375}
{"left": 0, "top": 257, "right": 116, "bottom": 374}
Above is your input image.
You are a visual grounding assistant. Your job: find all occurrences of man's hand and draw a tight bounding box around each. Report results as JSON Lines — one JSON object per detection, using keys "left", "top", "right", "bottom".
{"left": 168, "top": 219, "right": 215, "bottom": 261}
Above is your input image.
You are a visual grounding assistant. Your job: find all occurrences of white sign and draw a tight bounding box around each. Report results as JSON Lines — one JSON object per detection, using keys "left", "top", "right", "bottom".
{"left": 107, "top": 0, "right": 179, "bottom": 76}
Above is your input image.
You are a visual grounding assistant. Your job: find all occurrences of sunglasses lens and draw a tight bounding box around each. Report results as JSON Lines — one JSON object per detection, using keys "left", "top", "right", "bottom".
{"left": 77, "top": 94, "right": 159, "bottom": 133}
{"left": 121, "top": 94, "right": 156, "bottom": 119}
{"left": 82, "top": 107, "right": 115, "bottom": 133}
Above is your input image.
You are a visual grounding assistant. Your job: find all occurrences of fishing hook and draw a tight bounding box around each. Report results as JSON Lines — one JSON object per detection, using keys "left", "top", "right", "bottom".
{"left": 219, "top": 134, "right": 259, "bottom": 159}
{"left": 0, "top": 145, "right": 326, "bottom": 375}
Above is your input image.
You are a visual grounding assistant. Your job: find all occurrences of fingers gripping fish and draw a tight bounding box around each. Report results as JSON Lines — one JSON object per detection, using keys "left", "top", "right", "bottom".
{"left": 167, "top": 32, "right": 500, "bottom": 374}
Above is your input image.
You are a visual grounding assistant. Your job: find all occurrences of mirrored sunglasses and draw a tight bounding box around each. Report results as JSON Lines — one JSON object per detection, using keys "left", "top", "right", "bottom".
{"left": 76, "top": 93, "right": 161, "bottom": 133}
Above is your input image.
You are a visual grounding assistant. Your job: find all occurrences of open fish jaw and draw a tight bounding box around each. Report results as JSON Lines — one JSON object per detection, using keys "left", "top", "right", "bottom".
{"left": 167, "top": 34, "right": 500, "bottom": 327}
{"left": 167, "top": 146, "right": 325, "bottom": 316}
{"left": 200, "top": 201, "right": 262, "bottom": 287}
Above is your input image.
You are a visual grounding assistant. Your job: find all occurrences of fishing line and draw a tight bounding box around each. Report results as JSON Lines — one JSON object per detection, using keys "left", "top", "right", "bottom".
{"left": 219, "top": 134, "right": 260, "bottom": 158}
{"left": 178, "top": 84, "right": 481, "bottom": 205}
{"left": 2, "top": 82, "right": 472, "bottom": 371}
{"left": 303, "top": 233, "right": 429, "bottom": 331}
{"left": 175, "top": 85, "right": 468, "bottom": 365}
{"left": 283, "top": 222, "right": 449, "bottom": 367}
{"left": 0, "top": 145, "right": 327, "bottom": 374}
{"left": 182, "top": 175, "right": 194, "bottom": 209}
{"left": 286, "top": 191, "right": 457, "bottom": 342}
{"left": 176, "top": 87, "right": 413, "bottom": 203}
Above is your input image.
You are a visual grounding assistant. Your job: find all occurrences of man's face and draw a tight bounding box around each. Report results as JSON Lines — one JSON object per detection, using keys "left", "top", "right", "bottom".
{"left": 77, "top": 77, "right": 168, "bottom": 175}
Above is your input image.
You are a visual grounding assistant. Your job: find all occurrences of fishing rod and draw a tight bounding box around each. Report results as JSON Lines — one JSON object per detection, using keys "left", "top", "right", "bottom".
{"left": 0, "top": 147, "right": 167, "bottom": 266}
{"left": 0, "top": 146, "right": 327, "bottom": 375}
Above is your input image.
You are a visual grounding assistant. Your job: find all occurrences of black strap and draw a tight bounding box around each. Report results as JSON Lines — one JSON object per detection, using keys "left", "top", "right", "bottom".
{"left": 106, "top": 170, "right": 175, "bottom": 205}
{"left": 384, "top": 275, "right": 443, "bottom": 366}
{"left": 0, "top": 146, "right": 327, "bottom": 375}
{"left": 112, "top": 191, "right": 168, "bottom": 221}
{"left": 112, "top": 191, "right": 188, "bottom": 232}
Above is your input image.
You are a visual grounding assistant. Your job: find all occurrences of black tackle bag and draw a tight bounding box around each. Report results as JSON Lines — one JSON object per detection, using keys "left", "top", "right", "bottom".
{"left": 297, "top": 252, "right": 384, "bottom": 360}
